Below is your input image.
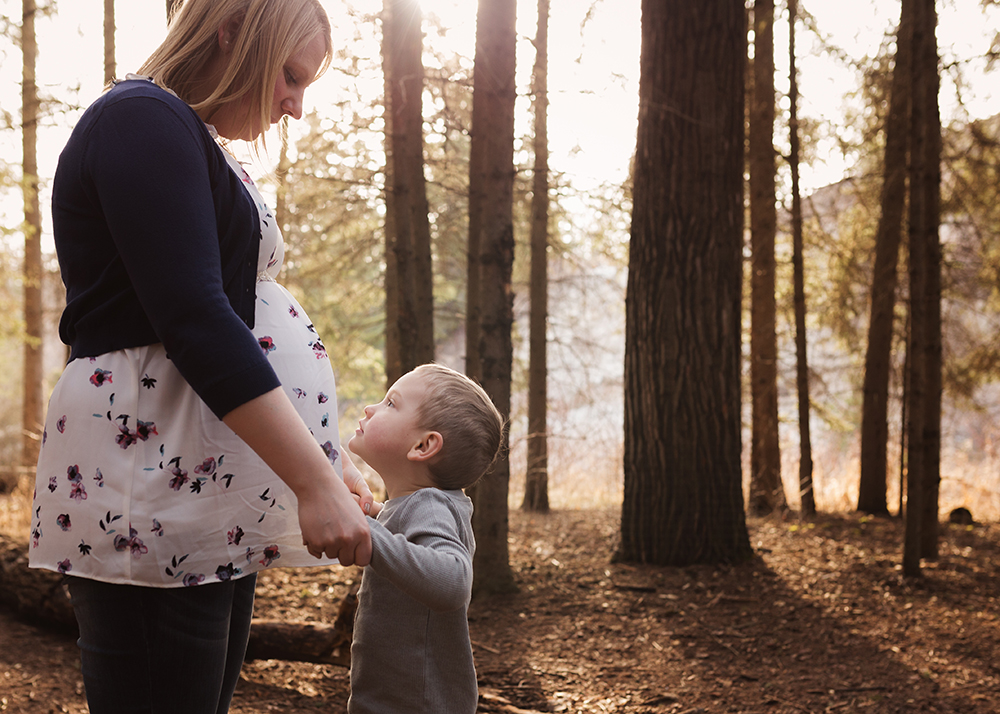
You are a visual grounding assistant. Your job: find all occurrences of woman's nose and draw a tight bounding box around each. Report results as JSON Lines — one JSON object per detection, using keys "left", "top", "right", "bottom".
{"left": 281, "top": 96, "right": 303, "bottom": 120}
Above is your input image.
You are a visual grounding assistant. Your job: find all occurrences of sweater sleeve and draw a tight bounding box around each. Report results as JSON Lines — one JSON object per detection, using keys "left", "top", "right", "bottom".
{"left": 367, "top": 491, "right": 473, "bottom": 612}
{"left": 79, "top": 92, "right": 280, "bottom": 417}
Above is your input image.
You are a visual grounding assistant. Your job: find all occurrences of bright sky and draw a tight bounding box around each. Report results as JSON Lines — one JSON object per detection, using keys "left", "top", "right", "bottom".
{"left": 1, "top": 0, "right": 999, "bottom": 243}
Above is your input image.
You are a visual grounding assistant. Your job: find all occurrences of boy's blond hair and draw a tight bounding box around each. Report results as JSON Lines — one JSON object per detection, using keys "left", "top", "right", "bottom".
{"left": 138, "top": 0, "right": 332, "bottom": 149}
{"left": 412, "top": 364, "right": 504, "bottom": 491}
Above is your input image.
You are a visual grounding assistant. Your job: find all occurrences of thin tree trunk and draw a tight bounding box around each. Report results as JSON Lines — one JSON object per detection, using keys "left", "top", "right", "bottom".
{"left": 787, "top": 0, "right": 814, "bottom": 516}
{"left": 523, "top": 0, "right": 550, "bottom": 513}
{"left": 382, "top": 36, "right": 402, "bottom": 387}
{"left": 748, "top": 0, "right": 784, "bottom": 516}
{"left": 903, "top": 0, "right": 938, "bottom": 577}
{"left": 104, "top": 0, "right": 115, "bottom": 86}
{"left": 858, "top": 0, "right": 912, "bottom": 516}
{"left": 466, "top": 0, "right": 517, "bottom": 594}
{"left": 619, "top": 0, "right": 751, "bottom": 566}
{"left": 918, "top": 0, "right": 942, "bottom": 562}
{"left": 21, "top": 0, "right": 43, "bottom": 481}
{"left": 384, "top": 0, "right": 434, "bottom": 378}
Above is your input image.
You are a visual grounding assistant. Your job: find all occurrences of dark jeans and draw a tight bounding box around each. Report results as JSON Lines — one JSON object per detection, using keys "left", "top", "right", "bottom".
{"left": 67, "top": 574, "right": 257, "bottom": 714}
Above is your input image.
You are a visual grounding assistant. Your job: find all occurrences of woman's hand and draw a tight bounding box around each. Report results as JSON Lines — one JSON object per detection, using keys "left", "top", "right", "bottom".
{"left": 223, "top": 388, "right": 372, "bottom": 566}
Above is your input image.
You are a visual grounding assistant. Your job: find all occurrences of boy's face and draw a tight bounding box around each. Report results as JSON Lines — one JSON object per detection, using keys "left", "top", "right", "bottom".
{"left": 348, "top": 370, "right": 431, "bottom": 479}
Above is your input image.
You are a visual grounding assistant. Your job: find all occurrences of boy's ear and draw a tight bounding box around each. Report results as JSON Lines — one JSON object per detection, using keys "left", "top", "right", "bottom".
{"left": 408, "top": 431, "right": 443, "bottom": 462}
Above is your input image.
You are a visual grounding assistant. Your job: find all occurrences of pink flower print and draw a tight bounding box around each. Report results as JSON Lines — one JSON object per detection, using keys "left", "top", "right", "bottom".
{"left": 311, "top": 340, "right": 328, "bottom": 360}
{"left": 69, "top": 481, "right": 88, "bottom": 502}
{"left": 67, "top": 465, "right": 82, "bottom": 483}
{"left": 93, "top": 469, "right": 104, "bottom": 488}
{"left": 228, "top": 525, "right": 245, "bottom": 545}
{"left": 169, "top": 470, "right": 188, "bottom": 491}
{"left": 56, "top": 514, "right": 71, "bottom": 531}
{"left": 151, "top": 519, "right": 164, "bottom": 536}
{"left": 288, "top": 305, "right": 299, "bottom": 318}
{"left": 115, "top": 427, "right": 137, "bottom": 450}
{"left": 113, "top": 526, "right": 147, "bottom": 559}
{"left": 167, "top": 458, "right": 189, "bottom": 491}
{"left": 47, "top": 476, "right": 57, "bottom": 493}
{"left": 258, "top": 336, "right": 275, "bottom": 354}
{"left": 194, "top": 457, "right": 217, "bottom": 476}
{"left": 320, "top": 441, "right": 339, "bottom": 466}
{"left": 317, "top": 392, "right": 329, "bottom": 404}
{"left": 259, "top": 545, "right": 281, "bottom": 567}
{"left": 57, "top": 559, "right": 72, "bottom": 575}
{"left": 30, "top": 527, "right": 40, "bottom": 548}
{"left": 90, "top": 368, "right": 112, "bottom": 387}
{"left": 56, "top": 415, "right": 67, "bottom": 433}
{"left": 244, "top": 547, "right": 255, "bottom": 563}
{"left": 182, "top": 573, "right": 205, "bottom": 587}
{"left": 135, "top": 420, "right": 157, "bottom": 441}
{"left": 293, "top": 388, "right": 306, "bottom": 399}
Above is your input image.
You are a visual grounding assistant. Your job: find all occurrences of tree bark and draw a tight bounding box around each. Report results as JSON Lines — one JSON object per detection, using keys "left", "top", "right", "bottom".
{"left": 0, "top": 533, "right": 358, "bottom": 667}
{"left": 21, "top": 0, "right": 44, "bottom": 481}
{"left": 748, "top": 0, "right": 784, "bottom": 516}
{"left": 104, "top": 0, "right": 115, "bottom": 86}
{"left": 787, "top": 0, "right": 814, "bottom": 516}
{"left": 466, "top": 0, "right": 517, "bottom": 594}
{"left": 903, "top": 0, "right": 941, "bottom": 576}
{"left": 914, "top": 0, "right": 942, "bottom": 562}
{"left": 383, "top": 0, "right": 435, "bottom": 384}
{"left": 619, "top": 0, "right": 751, "bottom": 566}
{"left": 523, "top": 0, "right": 550, "bottom": 514}
{"left": 858, "top": 0, "right": 912, "bottom": 517}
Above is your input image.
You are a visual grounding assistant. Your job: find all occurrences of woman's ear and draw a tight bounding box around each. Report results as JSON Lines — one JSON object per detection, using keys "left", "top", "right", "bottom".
{"left": 217, "top": 15, "right": 242, "bottom": 54}
{"left": 408, "top": 431, "right": 443, "bottom": 462}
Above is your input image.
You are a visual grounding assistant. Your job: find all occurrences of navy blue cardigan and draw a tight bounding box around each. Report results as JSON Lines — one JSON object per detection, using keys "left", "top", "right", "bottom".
{"left": 52, "top": 79, "right": 280, "bottom": 419}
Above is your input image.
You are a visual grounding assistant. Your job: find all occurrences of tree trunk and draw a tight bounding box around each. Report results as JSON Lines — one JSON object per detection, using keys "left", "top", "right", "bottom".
{"left": 104, "top": 0, "right": 115, "bottom": 85}
{"left": 903, "top": 0, "right": 940, "bottom": 577}
{"left": 0, "top": 533, "right": 358, "bottom": 667}
{"left": 523, "top": 0, "right": 550, "bottom": 514}
{"left": 915, "top": 0, "right": 942, "bottom": 562}
{"left": 619, "top": 0, "right": 751, "bottom": 566}
{"left": 748, "top": 0, "right": 784, "bottom": 516}
{"left": 466, "top": 0, "right": 517, "bottom": 595}
{"left": 858, "top": 0, "right": 912, "bottom": 517}
{"left": 383, "top": 0, "right": 435, "bottom": 383}
{"left": 383, "top": 36, "right": 402, "bottom": 387}
{"left": 21, "top": 0, "right": 44, "bottom": 481}
{"left": 787, "top": 0, "right": 814, "bottom": 517}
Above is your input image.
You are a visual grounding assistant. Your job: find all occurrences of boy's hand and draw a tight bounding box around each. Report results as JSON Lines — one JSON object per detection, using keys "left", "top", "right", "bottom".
{"left": 342, "top": 451, "right": 375, "bottom": 514}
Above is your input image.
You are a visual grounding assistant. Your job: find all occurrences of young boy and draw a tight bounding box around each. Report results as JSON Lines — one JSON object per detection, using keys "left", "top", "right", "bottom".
{"left": 346, "top": 363, "right": 504, "bottom": 714}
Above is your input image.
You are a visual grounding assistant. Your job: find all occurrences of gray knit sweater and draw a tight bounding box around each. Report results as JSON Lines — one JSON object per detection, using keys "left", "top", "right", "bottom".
{"left": 348, "top": 488, "right": 477, "bottom": 714}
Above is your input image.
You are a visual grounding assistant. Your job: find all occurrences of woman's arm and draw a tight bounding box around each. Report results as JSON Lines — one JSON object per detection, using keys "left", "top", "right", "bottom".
{"left": 223, "top": 387, "right": 372, "bottom": 566}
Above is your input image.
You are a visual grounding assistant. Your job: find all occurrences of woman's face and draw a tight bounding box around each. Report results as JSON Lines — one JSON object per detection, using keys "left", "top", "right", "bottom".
{"left": 213, "top": 32, "right": 327, "bottom": 141}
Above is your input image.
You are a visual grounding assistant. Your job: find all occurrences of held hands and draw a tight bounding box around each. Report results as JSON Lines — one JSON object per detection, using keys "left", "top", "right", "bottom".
{"left": 298, "top": 473, "right": 372, "bottom": 566}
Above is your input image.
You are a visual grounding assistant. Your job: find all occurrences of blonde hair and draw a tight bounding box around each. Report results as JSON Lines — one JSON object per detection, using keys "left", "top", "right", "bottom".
{"left": 412, "top": 364, "right": 504, "bottom": 491}
{"left": 138, "top": 0, "right": 331, "bottom": 147}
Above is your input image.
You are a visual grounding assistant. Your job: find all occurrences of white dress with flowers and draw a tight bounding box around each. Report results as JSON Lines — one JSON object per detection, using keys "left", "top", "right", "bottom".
{"left": 28, "top": 148, "right": 342, "bottom": 587}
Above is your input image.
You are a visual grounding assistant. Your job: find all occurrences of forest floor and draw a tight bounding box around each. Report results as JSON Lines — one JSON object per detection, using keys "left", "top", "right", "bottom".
{"left": 1, "top": 506, "right": 998, "bottom": 713}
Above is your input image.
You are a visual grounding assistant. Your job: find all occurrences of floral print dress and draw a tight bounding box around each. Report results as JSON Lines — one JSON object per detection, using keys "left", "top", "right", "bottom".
{"left": 29, "top": 144, "right": 342, "bottom": 587}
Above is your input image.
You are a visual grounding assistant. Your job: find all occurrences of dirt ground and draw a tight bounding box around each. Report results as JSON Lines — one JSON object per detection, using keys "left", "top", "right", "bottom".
{"left": 1, "top": 507, "right": 998, "bottom": 713}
